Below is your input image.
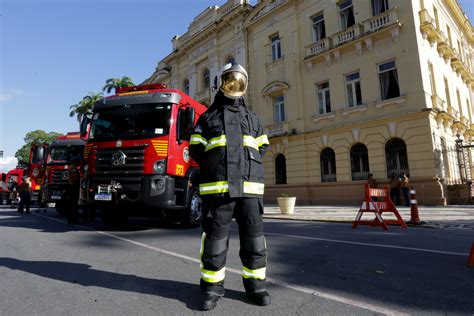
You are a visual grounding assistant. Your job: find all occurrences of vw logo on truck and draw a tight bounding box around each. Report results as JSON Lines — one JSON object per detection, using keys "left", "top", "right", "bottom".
{"left": 111, "top": 151, "right": 126, "bottom": 166}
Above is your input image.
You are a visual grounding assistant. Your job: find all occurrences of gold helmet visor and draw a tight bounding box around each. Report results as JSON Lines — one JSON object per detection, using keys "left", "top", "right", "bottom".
{"left": 219, "top": 71, "right": 248, "bottom": 98}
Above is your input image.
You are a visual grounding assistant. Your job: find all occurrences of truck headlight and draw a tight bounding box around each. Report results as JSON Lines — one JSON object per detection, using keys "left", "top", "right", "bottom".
{"left": 154, "top": 160, "right": 166, "bottom": 174}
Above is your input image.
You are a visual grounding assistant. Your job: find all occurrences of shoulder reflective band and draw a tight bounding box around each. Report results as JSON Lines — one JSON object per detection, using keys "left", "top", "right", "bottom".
{"left": 256, "top": 135, "right": 269, "bottom": 147}
{"left": 243, "top": 135, "right": 259, "bottom": 150}
{"left": 201, "top": 267, "right": 226, "bottom": 283}
{"left": 190, "top": 134, "right": 208, "bottom": 147}
{"left": 243, "top": 181, "right": 265, "bottom": 195}
{"left": 200, "top": 181, "right": 229, "bottom": 195}
{"left": 205, "top": 135, "right": 227, "bottom": 152}
{"left": 242, "top": 266, "right": 266, "bottom": 280}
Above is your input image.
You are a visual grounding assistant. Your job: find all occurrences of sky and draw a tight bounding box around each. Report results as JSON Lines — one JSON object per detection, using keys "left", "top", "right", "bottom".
{"left": 0, "top": 0, "right": 472, "bottom": 173}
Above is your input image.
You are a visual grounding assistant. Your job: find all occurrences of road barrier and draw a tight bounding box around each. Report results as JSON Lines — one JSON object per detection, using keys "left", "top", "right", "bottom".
{"left": 353, "top": 184, "right": 407, "bottom": 231}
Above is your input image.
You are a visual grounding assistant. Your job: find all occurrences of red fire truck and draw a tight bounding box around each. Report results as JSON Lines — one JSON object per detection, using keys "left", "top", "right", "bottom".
{"left": 79, "top": 83, "right": 207, "bottom": 226}
{"left": 42, "top": 132, "right": 85, "bottom": 215}
{"left": 2, "top": 168, "right": 25, "bottom": 206}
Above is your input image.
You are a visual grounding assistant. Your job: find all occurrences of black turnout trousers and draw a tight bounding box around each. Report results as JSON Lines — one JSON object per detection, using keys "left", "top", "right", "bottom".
{"left": 200, "top": 197, "right": 267, "bottom": 295}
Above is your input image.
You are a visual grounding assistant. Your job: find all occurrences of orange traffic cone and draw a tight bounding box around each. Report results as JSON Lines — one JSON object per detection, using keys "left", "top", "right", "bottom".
{"left": 467, "top": 244, "right": 474, "bottom": 268}
{"left": 407, "top": 186, "right": 425, "bottom": 225}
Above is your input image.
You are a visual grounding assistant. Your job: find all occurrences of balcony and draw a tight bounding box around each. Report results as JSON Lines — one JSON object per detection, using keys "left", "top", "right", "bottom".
{"left": 305, "top": 37, "right": 332, "bottom": 58}
{"left": 304, "top": 8, "right": 399, "bottom": 62}
{"left": 450, "top": 49, "right": 463, "bottom": 73}
{"left": 419, "top": 9, "right": 442, "bottom": 44}
{"left": 333, "top": 24, "right": 362, "bottom": 47}
{"left": 436, "top": 34, "right": 454, "bottom": 61}
{"left": 431, "top": 94, "right": 446, "bottom": 112}
{"left": 363, "top": 8, "right": 399, "bottom": 33}
{"left": 266, "top": 122, "right": 289, "bottom": 138}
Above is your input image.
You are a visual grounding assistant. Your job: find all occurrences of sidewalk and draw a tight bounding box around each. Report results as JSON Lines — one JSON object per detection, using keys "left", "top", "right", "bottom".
{"left": 263, "top": 205, "right": 474, "bottom": 230}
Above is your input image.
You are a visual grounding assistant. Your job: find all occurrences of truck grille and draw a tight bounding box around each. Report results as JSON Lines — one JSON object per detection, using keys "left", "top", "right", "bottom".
{"left": 52, "top": 170, "right": 69, "bottom": 185}
{"left": 95, "top": 147, "right": 145, "bottom": 175}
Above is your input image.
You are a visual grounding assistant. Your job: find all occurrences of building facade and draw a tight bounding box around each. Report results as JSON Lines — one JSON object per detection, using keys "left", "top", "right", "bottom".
{"left": 146, "top": 0, "right": 474, "bottom": 205}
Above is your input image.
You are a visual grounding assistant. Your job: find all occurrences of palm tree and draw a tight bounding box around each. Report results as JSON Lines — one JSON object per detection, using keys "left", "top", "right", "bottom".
{"left": 69, "top": 92, "right": 104, "bottom": 122}
{"left": 102, "top": 76, "right": 135, "bottom": 94}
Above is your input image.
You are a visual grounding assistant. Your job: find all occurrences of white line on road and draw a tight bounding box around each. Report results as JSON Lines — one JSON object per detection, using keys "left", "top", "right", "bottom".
{"left": 33, "top": 213, "right": 408, "bottom": 316}
{"left": 259, "top": 231, "right": 468, "bottom": 256}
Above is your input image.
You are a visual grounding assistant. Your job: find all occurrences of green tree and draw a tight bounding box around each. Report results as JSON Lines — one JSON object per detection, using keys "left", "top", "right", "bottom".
{"left": 69, "top": 92, "right": 104, "bottom": 122}
{"left": 102, "top": 76, "right": 135, "bottom": 94}
{"left": 15, "top": 130, "right": 63, "bottom": 168}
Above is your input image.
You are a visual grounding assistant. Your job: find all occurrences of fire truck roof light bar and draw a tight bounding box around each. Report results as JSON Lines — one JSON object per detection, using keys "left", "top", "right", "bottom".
{"left": 117, "top": 84, "right": 168, "bottom": 94}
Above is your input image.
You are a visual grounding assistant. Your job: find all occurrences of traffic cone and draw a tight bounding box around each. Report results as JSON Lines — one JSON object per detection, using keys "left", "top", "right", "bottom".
{"left": 407, "top": 186, "right": 425, "bottom": 225}
{"left": 467, "top": 244, "right": 474, "bottom": 268}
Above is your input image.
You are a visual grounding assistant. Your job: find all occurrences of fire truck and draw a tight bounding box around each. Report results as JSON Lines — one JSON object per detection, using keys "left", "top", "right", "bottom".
{"left": 28, "top": 143, "right": 48, "bottom": 203}
{"left": 79, "top": 83, "right": 207, "bottom": 227}
{"left": 42, "top": 132, "right": 85, "bottom": 216}
{"left": 2, "top": 168, "right": 25, "bottom": 206}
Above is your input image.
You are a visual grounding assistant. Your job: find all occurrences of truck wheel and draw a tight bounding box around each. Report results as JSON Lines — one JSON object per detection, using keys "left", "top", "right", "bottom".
{"left": 101, "top": 208, "right": 128, "bottom": 228}
{"left": 183, "top": 187, "right": 203, "bottom": 228}
{"left": 55, "top": 202, "right": 67, "bottom": 216}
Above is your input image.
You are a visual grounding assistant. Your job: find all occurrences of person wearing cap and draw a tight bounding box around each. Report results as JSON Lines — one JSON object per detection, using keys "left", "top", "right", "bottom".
{"left": 17, "top": 177, "right": 32, "bottom": 214}
{"left": 190, "top": 63, "right": 271, "bottom": 310}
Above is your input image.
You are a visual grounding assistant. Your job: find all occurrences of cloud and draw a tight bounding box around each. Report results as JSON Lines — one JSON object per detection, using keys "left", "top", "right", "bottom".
{"left": 0, "top": 156, "right": 18, "bottom": 173}
{"left": 0, "top": 89, "right": 24, "bottom": 103}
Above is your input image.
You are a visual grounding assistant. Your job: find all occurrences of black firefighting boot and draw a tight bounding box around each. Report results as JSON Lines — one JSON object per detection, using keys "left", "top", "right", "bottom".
{"left": 247, "top": 290, "right": 271, "bottom": 306}
{"left": 200, "top": 292, "right": 223, "bottom": 311}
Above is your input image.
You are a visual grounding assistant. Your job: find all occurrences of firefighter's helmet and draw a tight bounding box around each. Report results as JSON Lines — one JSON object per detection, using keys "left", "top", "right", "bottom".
{"left": 219, "top": 63, "right": 248, "bottom": 98}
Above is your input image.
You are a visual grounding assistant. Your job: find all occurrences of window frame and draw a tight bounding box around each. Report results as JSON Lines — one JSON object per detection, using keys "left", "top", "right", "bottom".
{"left": 316, "top": 81, "right": 331, "bottom": 115}
{"left": 378, "top": 60, "right": 400, "bottom": 100}
{"left": 320, "top": 148, "right": 337, "bottom": 183}
{"left": 339, "top": 0, "right": 355, "bottom": 30}
{"left": 312, "top": 13, "right": 326, "bottom": 42}
{"left": 345, "top": 71, "right": 362, "bottom": 108}
{"left": 203, "top": 69, "right": 210, "bottom": 89}
{"left": 271, "top": 34, "right": 282, "bottom": 61}
{"left": 371, "top": 0, "right": 389, "bottom": 16}
{"left": 274, "top": 95, "right": 285, "bottom": 123}
{"left": 350, "top": 143, "right": 370, "bottom": 181}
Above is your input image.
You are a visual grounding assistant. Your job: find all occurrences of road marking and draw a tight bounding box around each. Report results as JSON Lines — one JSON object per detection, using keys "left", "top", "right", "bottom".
{"left": 32, "top": 213, "right": 407, "bottom": 316}
{"left": 259, "top": 231, "right": 468, "bottom": 256}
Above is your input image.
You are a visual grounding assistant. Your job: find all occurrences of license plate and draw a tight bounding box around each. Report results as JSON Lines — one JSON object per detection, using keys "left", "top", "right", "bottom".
{"left": 51, "top": 195, "right": 62, "bottom": 200}
{"left": 95, "top": 193, "right": 112, "bottom": 201}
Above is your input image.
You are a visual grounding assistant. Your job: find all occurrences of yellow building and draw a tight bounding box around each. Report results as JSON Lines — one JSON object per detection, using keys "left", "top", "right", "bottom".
{"left": 146, "top": 0, "right": 474, "bottom": 205}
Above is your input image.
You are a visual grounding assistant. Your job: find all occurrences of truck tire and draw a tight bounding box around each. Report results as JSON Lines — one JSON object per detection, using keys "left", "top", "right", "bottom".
{"left": 55, "top": 202, "right": 67, "bottom": 216}
{"left": 183, "top": 187, "right": 203, "bottom": 228}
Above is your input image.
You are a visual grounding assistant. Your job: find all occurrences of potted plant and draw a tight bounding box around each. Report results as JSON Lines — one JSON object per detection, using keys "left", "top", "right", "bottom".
{"left": 277, "top": 192, "right": 296, "bottom": 214}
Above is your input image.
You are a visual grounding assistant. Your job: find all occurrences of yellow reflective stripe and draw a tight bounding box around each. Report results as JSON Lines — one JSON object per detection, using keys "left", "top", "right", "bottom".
{"left": 205, "top": 135, "right": 227, "bottom": 152}
{"left": 242, "top": 266, "right": 266, "bottom": 280}
{"left": 201, "top": 267, "right": 226, "bottom": 283}
{"left": 190, "top": 134, "right": 208, "bottom": 147}
{"left": 243, "top": 181, "right": 265, "bottom": 195}
{"left": 200, "top": 181, "right": 229, "bottom": 195}
{"left": 243, "top": 135, "right": 259, "bottom": 150}
{"left": 256, "top": 134, "right": 269, "bottom": 147}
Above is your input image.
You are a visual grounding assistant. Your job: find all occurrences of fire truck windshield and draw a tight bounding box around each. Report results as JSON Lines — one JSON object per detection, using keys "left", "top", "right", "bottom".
{"left": 90, "top": 103, "right": 172, "bottom": 141}
{"left": 47, "top": 147, "right": 83, "bottom": 165}
{"left": 31, "top": 146, "right": 46, "bottom": 164}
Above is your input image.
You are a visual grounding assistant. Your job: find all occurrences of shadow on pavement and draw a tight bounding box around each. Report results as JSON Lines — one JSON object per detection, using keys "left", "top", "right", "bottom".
{"left": 0, "top": 257, "right": 246, "bottom": 311}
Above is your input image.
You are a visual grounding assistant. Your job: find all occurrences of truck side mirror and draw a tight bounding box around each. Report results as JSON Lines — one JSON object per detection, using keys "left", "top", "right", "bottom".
{"left": 80, "top": 115, "right": 91, "bottom": 139}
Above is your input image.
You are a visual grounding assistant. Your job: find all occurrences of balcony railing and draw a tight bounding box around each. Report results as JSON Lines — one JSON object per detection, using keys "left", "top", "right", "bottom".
{"left": 333, "top": 24, "right": 362, "bottom": 46}
{"left": 304, "top": 8, "right": 399, "bottom": 60}
{"left": 266, "top": 122, "right": 289, "bottom": 137}
{"left": 363, "top": 8, "right": 398, "bottom": 33}
{"left": 431, "top": 94, "right": 446, "bottom": 112}
{"left": 306, "top": 37, "right": 332, "bottom": 57}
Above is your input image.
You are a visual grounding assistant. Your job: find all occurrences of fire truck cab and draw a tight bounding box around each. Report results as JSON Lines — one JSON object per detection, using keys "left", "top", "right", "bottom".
{"left": 79, "top": 84, "right": 207, "bottom": 227}
{"left": 28, "top": 143, "right": 48, "bottom": 203}
{"left": 42, "top": 132, "right": 85, "bottom": 215}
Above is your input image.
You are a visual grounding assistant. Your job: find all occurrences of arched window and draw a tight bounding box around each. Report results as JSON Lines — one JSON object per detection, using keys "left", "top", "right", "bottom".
{"left": 350, "top": 143, "right": 369, "bottom": 180}
{"left": 203, "top": 69, "right": 210, "bottom": 89}
{"left": 226, "top": 56, "right": 235, "bottom": 64}
{"left": 321, "top": 148, "right": 336, "bottom": 182}
{"left": 183, "top": 79, "right": 189, "bottom": 95}
{"left": 385, "top": 138, "right": 409, "bottom": 177}
{"left": 275, "top": 154, "right": 287, "bottom": 184}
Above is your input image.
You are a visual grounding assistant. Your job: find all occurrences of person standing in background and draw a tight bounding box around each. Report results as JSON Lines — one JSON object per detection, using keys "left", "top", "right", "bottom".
{"left": 17, "top": 177, "right": 32, "bottom": 214}
{"left": 389, "top": 174, "right": 400, "bottom": 206}
{"left": 400, "top": 172, "right": 410, "bottom": 207}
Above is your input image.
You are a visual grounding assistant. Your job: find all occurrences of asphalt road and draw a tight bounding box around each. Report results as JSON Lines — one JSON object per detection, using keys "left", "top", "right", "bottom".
{"left": 0, "top": 205, "right": 473, "bottom": 315}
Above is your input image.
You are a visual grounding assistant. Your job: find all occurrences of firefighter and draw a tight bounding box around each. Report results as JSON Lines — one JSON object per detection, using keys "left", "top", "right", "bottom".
{"left": 66, "top": 159, "right": 80, "bottom": 224}
{"left": 190, "top": 63, "right": 271, "bottom": 310}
